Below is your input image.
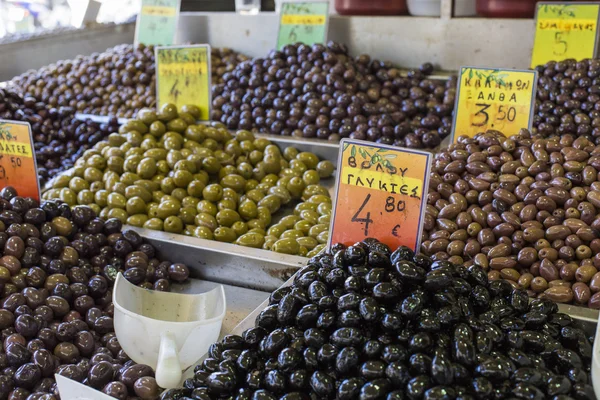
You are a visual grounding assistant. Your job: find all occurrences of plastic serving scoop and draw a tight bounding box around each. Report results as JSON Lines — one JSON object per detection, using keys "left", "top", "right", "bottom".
{"left": 113, "top": 273, "right": 226, "bottom": 389}
{"left": 55, "top": 374, "right": 114, "bottom": 400}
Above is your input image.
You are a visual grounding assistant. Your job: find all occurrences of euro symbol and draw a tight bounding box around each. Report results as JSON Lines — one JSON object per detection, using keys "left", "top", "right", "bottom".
{"left": 392, "top": 224, "right": 401, "bottom": 237}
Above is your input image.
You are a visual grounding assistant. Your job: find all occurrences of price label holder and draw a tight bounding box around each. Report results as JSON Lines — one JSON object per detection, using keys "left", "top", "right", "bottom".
{"left": 135, "top": 0, "right": 181, "bottom": 46}
{"left": 0, "top": 120, "right": 40, "bottom": 201}
{"left": 276, "top": 1, "right": 329, "bottom": 50}
{"left": 156, "top": 44, "right": 212, "bottom": 121}
{"left": 328, "top": 139, "right": 432, "bottom": 252}
{"left": 450, "top": 67, "right": 538, "bottom": 143}
{"left": 531, "top": 2, "right": 600, "bottom": 68}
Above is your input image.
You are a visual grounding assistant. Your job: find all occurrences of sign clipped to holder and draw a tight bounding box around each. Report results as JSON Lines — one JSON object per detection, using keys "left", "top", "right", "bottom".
{"left": 156, "top": 44, "right": 212, "bottom": 120}
{"left": 135, "top": 0, "right": 181, "bottom": 46}
{"left": 328, "top": 139, "right": 431, "bottom": 252}
{"left": 277, "top": 1, "right": 329, "bottom": 50}
{"left": 450, "top": 67, "right": 538, "bottom": 143}
{"left": 531, "top": 2, "right": 600, "bottom": 68}
{"left": 0, "top": 120, "right": 40, "bottom": 201}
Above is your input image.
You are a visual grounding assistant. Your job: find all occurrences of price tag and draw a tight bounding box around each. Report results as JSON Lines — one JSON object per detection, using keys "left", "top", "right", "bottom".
{"left": 156, "top": 45, "right": 212, "bottom": 120}
{"left": 0, "top": 120, "right": 40, "bottom": 201}
{"left": 277, "top": 2, "right": 329, "bottom": 50}
{"left": 328, "top": 139, "right": 432, "bottom": 252}
{"left": 134, "top": 0, "right": 181, "bottom": 46}
{"left": 450, "top": 67, "right": 538, "bottom": 143}
{"left": 531, "top": 2, "right": 600, "bottom": 68}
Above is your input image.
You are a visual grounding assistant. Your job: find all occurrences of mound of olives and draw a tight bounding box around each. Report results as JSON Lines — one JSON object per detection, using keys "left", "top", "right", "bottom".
{"left": 424, "top": 129, "right": 600, "bottom": 309}
{"left": 12, "top": 44, "right": 248, "bottom": 119}
{"left": 534, "top": 59, "right": 600, "bottom": 141}
{"left": 212, "top": 41, "right": 456, "bottom": 148}
{"left": 44, "top": 104, "right": 335, "bottom": 257}
{"left": 0, "top": 88, "right": 118, "bottom": 186}
{"left": 167, "top": 239, "right": 593, "bottom": 400}
{"left": 0, "top": 186, "right": 190, "bottom": 400}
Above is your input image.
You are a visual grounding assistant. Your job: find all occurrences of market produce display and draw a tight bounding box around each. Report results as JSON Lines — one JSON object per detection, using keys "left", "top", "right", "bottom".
{"left": 0, "top": 88, "right": 119, "bottom": 186}
{"left": 168, "top": 239, "right": 594, "bottom": 400}
{"left": 534, "top": 59, "right": 600, "bottom": 142}
{"left": 423, "top": 129, "right": 600, "bottom": 308}
{"left": 11, "top": 45, "right": 248, "bottom": 119}
{"left": 0, "top": 186, "right": 190, "bottom": 399}
{"left": 43, "top": 105, "right": 335, "bottom": 257}
{"left": 212, "top": 41, "right": 456, "bottom": 148}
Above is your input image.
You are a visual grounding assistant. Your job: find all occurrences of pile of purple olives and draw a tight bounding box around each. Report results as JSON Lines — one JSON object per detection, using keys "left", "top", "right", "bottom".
{"left": 168, "top": 239, "right": 594, "bottom": 400}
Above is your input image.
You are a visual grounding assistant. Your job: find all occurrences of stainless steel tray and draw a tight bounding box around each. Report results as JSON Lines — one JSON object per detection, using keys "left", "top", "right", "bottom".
{"left": 131, "top": 226, "right": 306, "bottom": 292}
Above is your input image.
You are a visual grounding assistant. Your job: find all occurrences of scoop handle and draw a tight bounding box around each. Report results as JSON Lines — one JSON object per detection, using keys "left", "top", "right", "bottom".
{"left": 155, "top": 331, "right": 182, "bottom": 389}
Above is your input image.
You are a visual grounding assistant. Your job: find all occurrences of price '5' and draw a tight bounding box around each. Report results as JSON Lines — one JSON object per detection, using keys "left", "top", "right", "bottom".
{"left": 472, "top": 103, "right": 517, "bottom": 128}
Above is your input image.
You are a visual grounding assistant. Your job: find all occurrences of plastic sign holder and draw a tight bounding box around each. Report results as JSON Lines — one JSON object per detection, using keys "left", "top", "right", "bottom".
{"left": 450, "top": 67, "right": 538, "bottom": 143}
{"left": 155, "top": 44, "right": 212, "bottom": 120}
{"left": 328, "top": 139, "right": 432, "bottom": 252}
{"left": 135, "top": 0, "right": 181, "bottom": 46}
{"left": 0, "top": 120, "right": 40, "bottom": 201}
{"left": 531, "top": 2, "right": 600, "bottom": 68}
{"left": 276, "top": 1, "right": 329, "bottom": 50}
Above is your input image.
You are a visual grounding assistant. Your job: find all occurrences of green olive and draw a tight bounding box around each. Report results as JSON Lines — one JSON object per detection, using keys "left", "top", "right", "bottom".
{"left": 125, "top": 185, "right": 152, "bottom": 202}
{"left": 187, "top": 181, "right": 205, "bottom": 198}
{"left": 95, "top": 190, "right": 109, "bottom": 207}
{"left": 303, "top": 185, "right": 330, "bottom": 200}
{"left": 235, "top": 232, "right": 265, "bottom": 248}
{"left": 202, "top": 184, "right": 223, "bottom": 202}
{"left": 144, "top": 217, "right": 164, "bottom": 231}
{"left": 173, "top": 170, "right": 193, "bottom": 188}
{"left": 300, "top": 210, "right": 320, "bottom": 225}
{"left": 257, "top": 194, "right": 281, "bottom": 214}
{"left": 296, "top": 236, "right": 318, "bottom": 250}
{"left": 221, "top": 174, "right": 246, "bottom": 193}
{"left": 294, "top": 202, "right": 318, "bottom": 215}
{"left": 309, "top": 224, "right": 329, "bottom": 238}
{"left": 107, "top": 208, "right": 128, "bottom": 223}
{"left": 156, "top": 199, "right": 180, "bottom": 219}
{"left": 197, "top": 200, "right": 217, "bottom": 216}
{"left": 279, "top": 215, "right": 302, "bottom": 229}
{"left": 161, "top": 177, "right": 176, "bottom": 194}
{"left": 164, "top": 216, "right": 184, "bottom": 233}
{"left": 138, "top": 108, "right": 157, "bottom": 125}
{"left": 214, "top": 227, "right": 237, "bottom": 243}
{"left": 280, "top": 229, "right": 304, "bottom": 240}
{"left": 126, "top": 197, "right": 146, "bottom": 215}
{"left": 263, "top": 235, "right": 277, "bottom": 250}
{"left": 178, "top": 207, "right": 197, "bottom": 225}
{"left": 238, "top": 199, "right": 258, "bottom": 220}
{"left": 297, "top": 152, "right": 319, "bottom": 169}
{"left": 231, "top": 221, "right": 248, "bottom": 236}
{"left": 247, "top": 219, "right": 266, "bottom": 230}
{"left": 303, "top": 170, "right": 320, "bottom": 186}
{"left": 182, "top": 196, "right": 200, "bottom": 208}
{"left": 195, "top": 213, "right": 218, "bottom": 230}
{"left": 107, "top": 193, "right": 127, "bottom": 209}
{"left": 317, "top": 230, "right": 329, "bottom": 244}
{"left": 167, "top": 118, "right": 188, "bottom": 133}
{"left": 127, "top": 214, "right": 148, "bottom": 227}
{"left": 77, "top": 190, "right": 94, "bottom": 205}
{"left": 181, "top": 104, "right": 201, "bottom": 119}
{"left": 69, "top": 177, "right": 89, "bottom": 193}
{"left": 283, "top": 146, "right": 299, "bottom": 161}
{"left": 257, "top": 206, "right": 272, "bottom": 226}
{"left": 294, "top": 220, "right": 312, "bottom": 235}
{"left": 245, "top": 189, "right": 265, "bottom": 203}
{"left": 316, "top": 160, "right": 335, "bottom": 178}
{"left": 193, "top": 226, "right": 214, "bottom": 240}
{"left": 84, "top": 167, "right": 104, "bottom": 182}
{"left": 272, "top": 238, "right": 300, "bottom": 255}
{"left": 216, "top": 209, "right": 241, "bottom": 227}
{"left": 286, "top": 177, "right": 305, "bottom": 198}
{"left": 267, "top": 224, "right": 286, "bottom": 238}
{"left": 306, "top": 194, "right": 332, "bottom": 204}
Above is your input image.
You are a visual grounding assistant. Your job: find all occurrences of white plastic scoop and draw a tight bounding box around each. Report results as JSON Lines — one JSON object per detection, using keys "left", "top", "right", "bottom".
{"left": 113, "top": 273, "right": 226, "bottom": 389}
{"left": 55, "top": 374, "right": 114, "bottom": 400}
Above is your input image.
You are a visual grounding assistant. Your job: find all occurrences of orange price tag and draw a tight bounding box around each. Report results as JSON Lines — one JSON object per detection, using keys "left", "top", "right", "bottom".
{"left": 0, "top": 120, "right": 40, "bottom": 201}
{"left": 328, "top": 139, "right": 432, "bottom": 252}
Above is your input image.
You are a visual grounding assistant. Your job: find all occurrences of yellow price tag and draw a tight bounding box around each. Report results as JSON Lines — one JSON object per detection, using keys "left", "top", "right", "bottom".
{"left": 142, "top": 5, "right": 177, "bottom": 16}
{"left": 281, "top": 14, "right": 326, "bottom": 25}
{"left": 531, "top": 2, "right": 600, "bottom": 68}
{"left": 451, "top": 67, "right": 538, "bottom": 143}
{"left": 156, "top": 45, "right": 212, "bottom": 121}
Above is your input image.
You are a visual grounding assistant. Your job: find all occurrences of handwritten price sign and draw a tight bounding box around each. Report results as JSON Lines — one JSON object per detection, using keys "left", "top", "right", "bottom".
{"left": 0, "top": 120, "right": 40, "bottom": 201}
{"left": 531, "top": 2, "right": 600, "bottom": 68}
{"left": 277, "top": 1, "right": 329, "bottom": 50}
{"left": 328, "top": 139, "right": 431, "bottom": 252}
{"left": 451, "top": 67, "right": 538, "bottom": 143}
{"left": 135, "top": 0, "right": 181, "bottom": 46}
{"left": 156, "top": 45, "right": 212, "bottom": 120}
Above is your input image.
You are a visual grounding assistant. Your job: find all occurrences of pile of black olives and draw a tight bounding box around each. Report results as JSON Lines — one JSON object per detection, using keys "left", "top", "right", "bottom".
{"left": 0, "top": 88, "right": 118, "bottom": 185}
{"left": 534, "top": 59, "right": 600, "bottom": 142}
{"left": 0, "top": 186, "right": 190, "bottom": 399}
{"left": 211, "top": 41, "right": 456, "bottom": 148}
{"left": 169, "top": 239, "right": 594, "bottom": 400}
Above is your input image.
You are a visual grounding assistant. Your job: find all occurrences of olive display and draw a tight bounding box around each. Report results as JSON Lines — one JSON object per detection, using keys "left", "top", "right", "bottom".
{"left": 423, "top": 129, "right": 600, "bottom": 308}
{"left": 0, "top": 88, "right": 119, "bottom": 185}
{"left": 166, "top": 239, "right": 593, "bottom": 400}
{"left": 0, "top": 186, "right": 190, "bottom": 399}
{"left": 12, "top": 45, "right": 248, "bottom": 119}
{"left": 534, "top": 59, "right": 600, "bottom": 141}
{"left": 43, "top": 105, "right": 335, "bottom": 257}
{"left": 211, "top": 41, "right": 456, "bottom": 148}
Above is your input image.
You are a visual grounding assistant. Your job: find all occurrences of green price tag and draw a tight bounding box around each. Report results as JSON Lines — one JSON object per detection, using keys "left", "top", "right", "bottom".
{"left": 276, "top": 2, "right": 329, "bottom": 50}
{"left": 156, "top": 45, "right": 212, "bottom": 121}
{"left": 135, "top": 0, "right": 181, "bottom": 46}
{"left": 531, "top": 2, "right": 600, "bottom": 68}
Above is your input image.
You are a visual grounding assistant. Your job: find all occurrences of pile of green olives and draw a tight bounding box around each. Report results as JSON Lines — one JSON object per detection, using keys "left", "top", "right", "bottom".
{"left": 43, "top": 104, "right": 336, "bottom": 257}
